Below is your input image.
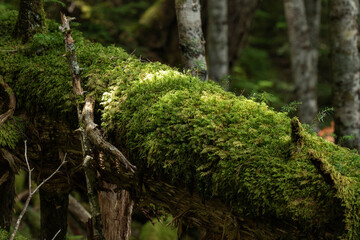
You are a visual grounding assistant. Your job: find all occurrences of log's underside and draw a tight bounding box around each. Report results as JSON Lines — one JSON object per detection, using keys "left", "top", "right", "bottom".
{"left": 1, "top": 8, "right": 360, "bottom": 240}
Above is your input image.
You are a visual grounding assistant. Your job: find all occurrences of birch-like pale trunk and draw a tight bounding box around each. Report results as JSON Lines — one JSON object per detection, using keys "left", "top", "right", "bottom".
{"left": 207, "top": 0, "right": 229, "bottom": 90}
{"left": 329, "top": 0, "right": 360, "bottom": 151}
{"left": 175, "top": 0, "right": 207, "bottom": 81}
{"left": 284, "top": 0, "right": 318, "bottom": 126}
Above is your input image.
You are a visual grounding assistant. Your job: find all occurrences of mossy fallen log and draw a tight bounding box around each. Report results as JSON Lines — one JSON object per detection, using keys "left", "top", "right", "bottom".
{"left": 1, "top": 8, "right": 360, "bottom": 239}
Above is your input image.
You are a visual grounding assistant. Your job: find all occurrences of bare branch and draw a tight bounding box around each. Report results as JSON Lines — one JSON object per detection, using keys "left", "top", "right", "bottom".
{"left": 51, "top": 229, "right": 62, "bottom": 240}
{"left": 9, "top": 141, "right": 66, "bottom": 240}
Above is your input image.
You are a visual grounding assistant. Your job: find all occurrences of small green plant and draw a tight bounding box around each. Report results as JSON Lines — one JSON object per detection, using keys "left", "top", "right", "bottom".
{"left": 315, "top": 107, "right": 334, "bottom": 123}
{"left": 250, "top": 91, "right": 275, "bottom": 105}
{"left": 281, "top": 101, "right": 302, "bottom": 114}
{"left": 338, "top": 135, "right": 356, "bottom": 146}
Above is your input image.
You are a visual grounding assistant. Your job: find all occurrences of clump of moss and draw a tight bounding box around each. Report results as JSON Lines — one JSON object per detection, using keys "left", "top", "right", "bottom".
{"left": 1, "top": 7, "right": 360, "bottom": 239}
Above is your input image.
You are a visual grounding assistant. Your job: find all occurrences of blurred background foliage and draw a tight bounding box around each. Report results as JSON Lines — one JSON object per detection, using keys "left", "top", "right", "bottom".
{"left": 0, "top": 0, "right": 334, "bottom": 239}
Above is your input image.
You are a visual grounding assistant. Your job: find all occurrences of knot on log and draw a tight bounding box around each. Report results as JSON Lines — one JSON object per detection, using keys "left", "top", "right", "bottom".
{"left": 291, "top": 117, "right": 304, "bottom": 150}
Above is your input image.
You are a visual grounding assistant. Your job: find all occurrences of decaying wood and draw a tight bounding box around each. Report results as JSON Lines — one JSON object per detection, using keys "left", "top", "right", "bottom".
{"left": 99, "top": 182, "right": 134, "bottom": 240}
{"left": 59, "top": 12, "right": 105, "bottom": 240}
{"left": 59, "top": 13, "right": 137, "bottom": 240}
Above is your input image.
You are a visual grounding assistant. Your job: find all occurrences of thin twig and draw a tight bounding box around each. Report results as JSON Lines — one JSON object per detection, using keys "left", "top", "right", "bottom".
{"left": 9, "top": 141, "right": 67, "bottom": 240}
{"left": 51, "top": 229, "right": 62, "bottom": 240}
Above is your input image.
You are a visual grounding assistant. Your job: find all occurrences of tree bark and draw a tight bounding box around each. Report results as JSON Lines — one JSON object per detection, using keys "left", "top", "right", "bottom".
{"left": 329, "top": 0, "right": 360, "bottom": 151}
{"left": 207, "top": 0, "right": 229, "bottom": 90}
{"left": 13, "top": 0, "right": 46, "bottom": 42}
{"left": 284, "top": 0, "right": 318, "bottom": 126}
{"left": 99, "top": 182, "right": 133, "bottom": 240}
{"left": 175, "top": 0, "right": 208, "bottom": 81}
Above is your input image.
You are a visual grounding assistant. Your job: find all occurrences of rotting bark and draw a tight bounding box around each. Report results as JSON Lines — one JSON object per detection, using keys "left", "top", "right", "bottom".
{"left": 207, "top": 0, "right": 229, "bottom": 90}
{"left": 99, "top": 182, "right": 134, "bottom": 240}
{"left": 175, "top": 0, "right": 208, "bottom": 81}
{"left": 13, "top": 0, "right": 46, "bottom": 42}
{"left": 284, "top": 0, "right": 318, "bottom": 126}
{"left": 329, "top": 0, "right": 360, "bottom": 151}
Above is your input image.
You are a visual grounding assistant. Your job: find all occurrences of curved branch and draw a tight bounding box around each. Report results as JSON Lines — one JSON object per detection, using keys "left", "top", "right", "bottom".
{"left": 0, "top": 75, "right": 16, "bottom": 126}
{"left": 82, "top": 97, "right": 136, "bottom": 174}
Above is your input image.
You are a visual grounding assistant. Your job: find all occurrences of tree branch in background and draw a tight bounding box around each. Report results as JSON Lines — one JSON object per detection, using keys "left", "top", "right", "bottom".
{"left": 68, "top": 194, "right": 91, "bottom": 226}
{"left": 9, "top": 141, "right": 66, "bottom": 240}
{"left": 175, "top": 0, "right": 208, "bottom": 81}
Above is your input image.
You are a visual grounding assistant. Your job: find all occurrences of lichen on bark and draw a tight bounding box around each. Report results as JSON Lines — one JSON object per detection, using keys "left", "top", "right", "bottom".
{"left": 13, "top": 0, "right": 46, "bottom": 43}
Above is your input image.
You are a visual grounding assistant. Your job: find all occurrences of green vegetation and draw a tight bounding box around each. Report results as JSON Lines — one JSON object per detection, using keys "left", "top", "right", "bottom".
{"left": 1, "top": 7, "right": 360, "bottom": 239}
{"left": 0, "top": 228, "right": 28, "bottom": 240}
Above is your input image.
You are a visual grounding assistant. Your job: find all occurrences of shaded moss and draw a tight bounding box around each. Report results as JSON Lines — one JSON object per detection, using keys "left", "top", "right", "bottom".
{"left": 1, "top": 8, "right": 360, "bottom": 239}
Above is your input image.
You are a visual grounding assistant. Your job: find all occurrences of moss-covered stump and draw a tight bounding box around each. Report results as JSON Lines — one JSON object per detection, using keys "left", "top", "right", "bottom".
{"left": 2, "top": 8, "right": 360, "bottom": 239}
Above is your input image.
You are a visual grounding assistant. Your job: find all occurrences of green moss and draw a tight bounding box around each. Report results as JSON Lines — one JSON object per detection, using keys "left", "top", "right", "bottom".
{"left": 0, "top": 118, "right": 23, "bottom": 149}
{"left": 1, "top": 7, "right": 360, "bottom": 239}
{"left": 0, "top": 228, "right": 28, "bottom": 240}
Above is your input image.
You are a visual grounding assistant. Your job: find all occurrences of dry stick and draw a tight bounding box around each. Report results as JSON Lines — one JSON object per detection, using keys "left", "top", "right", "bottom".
{"left": 59, "top": 12, "right": 105, "bottom": 240}
{"left": 9, "top": 141, "right": 67, "bottom": 240}
{"left": 0, "top": 75, "right": 16, "bottom": 126}
{"left": 51, "top": 229, "right": 62, "bottom": 240}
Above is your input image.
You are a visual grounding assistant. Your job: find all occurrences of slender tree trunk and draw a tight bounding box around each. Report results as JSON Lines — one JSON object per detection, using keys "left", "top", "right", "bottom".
{"left": 329, "top": 0, "right": 360, "bottom": 151}
{"left": 284, "top": 0, "right": 318, "bottom": 126}
{"left": 13, "top": 0, "right": 46, "bottom": 42}
{"left": 0, "top": 162, "right": 15, "bottom": 231}
{"left": 175, "top": 0, "right": 208, "bottom": 81}
{"left": 40, "top": 189, "right": 69, "bottom": 240}
{"left": 207, "top": 0, "right": 229, "bottom": 90}
{"left": 228, "top": 0, "right": 259, "bottom": 70}
{"left": 99, "top": 183, "right": 133, "bottom": 240}
{"left": 304, "top": 0, "right": 321, "bottom": 49}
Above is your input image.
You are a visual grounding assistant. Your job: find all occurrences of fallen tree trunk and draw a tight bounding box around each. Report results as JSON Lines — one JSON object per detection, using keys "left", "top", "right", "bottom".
{"left": 1, "top": 8, "right": 360, "bottom": 239}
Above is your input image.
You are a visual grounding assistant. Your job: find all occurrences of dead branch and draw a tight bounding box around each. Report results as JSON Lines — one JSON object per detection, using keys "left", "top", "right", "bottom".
{"left": 59, "top": 12, "right": 105, "bottom": 239}
{"left": 82, "top": 97, "right": 136, "bottom": 174}
{"left": 9, "top": 141, "right": 66, "bottom": 240}
{"left": 0, "top": 75, "right": 16, "bottom": 126}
